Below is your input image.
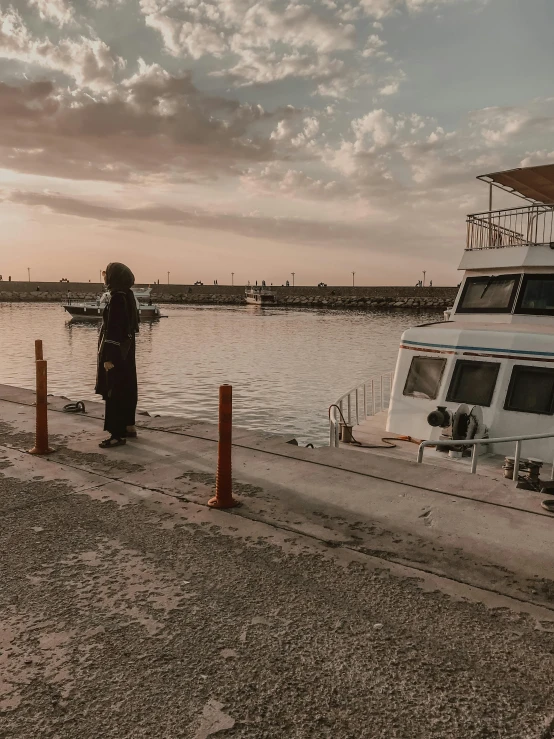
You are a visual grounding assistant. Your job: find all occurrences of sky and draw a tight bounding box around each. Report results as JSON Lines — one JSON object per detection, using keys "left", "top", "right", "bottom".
{"left": 0, "top": 0, "right": 553, "bottom": 286}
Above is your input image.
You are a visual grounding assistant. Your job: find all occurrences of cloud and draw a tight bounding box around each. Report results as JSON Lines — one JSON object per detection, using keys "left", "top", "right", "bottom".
{"left": 362, "top": 33, "right": 387, "bottom": 58}
{"left": 0, "top": 8, "right": 124, "bottom": 90}
{"left": 359, "top": 0, "right": 485, "bottom": 19}
{"left": 378, "top": 71, "right": 406, "bottom": 96}
{"left": 352, "top": 109, "right": 398, "bottom": 150}
{"left": 2, "top": 185, "right": 470, "bottom": 272}
{"left": 316, "top": 69, "right": 374, "bottom": 99}
{"left": 470, "top": 106, "right": 532, "bottom": 145}
{"left": 241, "top": 163, "right": 350, "bottom": 201}
{"left": 212, "top": 50, "right": 344, "bottom": 86}
{"left": 0, "top": 73, "right": 299, "bottom": 183}
{"left": 141, "top": 0, "right": 356, "bottom": 58}
{"left": 232, "top": 2, "right": 356, "bottom": 55}
{"left": 468, "top": 101, "right": 554, "bottom": 151}
{"left": 140, "top": 0, "right": 357, "bottom": 89}
{"left": 28, "top": 0, "right": 75, "bottom": 26}
{"left": 520, "top": 150, "right": 554, "bottom": 168}
{"left": 143, "top": 12, "right": 227, "bottom": 59}
{"left": 3, "top": 187, "right": 379, "bottom": 247}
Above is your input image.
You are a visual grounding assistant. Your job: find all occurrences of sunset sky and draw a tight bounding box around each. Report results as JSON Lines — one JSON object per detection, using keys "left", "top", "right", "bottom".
{"left": 1, "top": 0, "right": 553, "bottom": 285}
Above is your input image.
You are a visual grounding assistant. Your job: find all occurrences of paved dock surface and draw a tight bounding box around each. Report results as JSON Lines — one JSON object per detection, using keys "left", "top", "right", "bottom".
{"left": 0, "top": 385, "right": 553, "bottom": 738}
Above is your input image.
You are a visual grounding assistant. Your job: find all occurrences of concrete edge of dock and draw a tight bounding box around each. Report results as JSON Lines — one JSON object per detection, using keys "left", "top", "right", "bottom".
{"left": 0, "top": 383, "right": 553, "bottom": 619}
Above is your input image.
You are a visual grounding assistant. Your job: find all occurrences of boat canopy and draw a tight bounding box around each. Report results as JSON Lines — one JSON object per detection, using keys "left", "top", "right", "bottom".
{"left": 478, "top": 163, "right": 554, "bottom": 204}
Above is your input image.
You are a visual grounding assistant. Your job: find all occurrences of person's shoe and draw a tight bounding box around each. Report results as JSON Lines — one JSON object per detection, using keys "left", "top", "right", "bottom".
{"left": 99, "top": 437, "right": 127, "bottom": 448}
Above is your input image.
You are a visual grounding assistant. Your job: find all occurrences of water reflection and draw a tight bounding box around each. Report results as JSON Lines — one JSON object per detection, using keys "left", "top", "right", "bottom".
{"left": 0, "top": 303, "right": 441, "bottom": 445}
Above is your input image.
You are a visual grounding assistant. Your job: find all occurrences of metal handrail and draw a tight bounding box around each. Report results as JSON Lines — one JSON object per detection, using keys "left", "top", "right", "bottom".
{"left": 469, "top": 203, "right": 554, "bottom": 217}
{"left": 329, "top": 372, "right": 393, "bottom": 447}
{"left": 466, "top": 203, "right": 554, "bottom": 250}
{"left": 417, "top": 433, "right": 554, "bottom": 480}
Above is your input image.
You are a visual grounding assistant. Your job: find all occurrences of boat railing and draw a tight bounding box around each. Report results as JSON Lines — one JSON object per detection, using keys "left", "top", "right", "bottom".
{"left": 466, "top": 203, "right": 554, "bottom": 250}
{"left": 329, "top": 372, "right": 394, "bottom": 447}
{"left": 417, "top": 433, "right": 554, "bottom": 481}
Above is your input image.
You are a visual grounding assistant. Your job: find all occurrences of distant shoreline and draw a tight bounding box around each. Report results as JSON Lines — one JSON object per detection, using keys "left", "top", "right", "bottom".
{"left": 0, "top": 282, "right": 457, "bottom": 311}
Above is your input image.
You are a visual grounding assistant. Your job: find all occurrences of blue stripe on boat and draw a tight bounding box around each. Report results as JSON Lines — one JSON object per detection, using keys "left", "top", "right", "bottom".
{"left": 402, "top": 339, "right": 554, "bottom": 358}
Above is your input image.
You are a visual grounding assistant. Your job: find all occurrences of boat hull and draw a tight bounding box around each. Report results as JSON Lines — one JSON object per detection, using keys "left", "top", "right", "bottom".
{"left": 245, "top": 296, "right": 275, "bottom": 305}
{"left": 63, "top": 305, "right": 161, "bottom": 320}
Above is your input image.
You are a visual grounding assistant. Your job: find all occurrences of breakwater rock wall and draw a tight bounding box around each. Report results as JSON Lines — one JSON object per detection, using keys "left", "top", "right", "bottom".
{"left": 0, "top": 282, "right": 458, "bottom": 310}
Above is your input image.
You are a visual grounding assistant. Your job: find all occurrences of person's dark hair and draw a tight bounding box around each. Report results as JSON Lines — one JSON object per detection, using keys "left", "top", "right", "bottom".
{"left": 105, "top": 262, "right": 140, "bottom": 332}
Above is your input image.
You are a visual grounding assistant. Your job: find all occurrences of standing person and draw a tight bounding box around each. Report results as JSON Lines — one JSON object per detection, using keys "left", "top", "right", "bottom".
{"left": 95, "top": 263, "right": 140, "bottom": 448}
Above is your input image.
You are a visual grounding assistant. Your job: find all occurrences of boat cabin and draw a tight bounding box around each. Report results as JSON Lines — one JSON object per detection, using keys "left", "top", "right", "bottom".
{"left": 386, "top": 163, "right": 554, "bottom": 461}
{"left": 245, "top": 285, "right": 275, "bottom": 305}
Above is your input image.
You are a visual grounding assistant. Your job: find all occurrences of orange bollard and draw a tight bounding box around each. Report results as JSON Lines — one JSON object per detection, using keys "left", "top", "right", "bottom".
{"left": 208, "top": 384, "right": 239, "bottom": 509}
{"left": 35, "top": 340, "right": 43, "bottom": 361}
{"left": 29, "top": 359, "right": 55, "bottom": 455}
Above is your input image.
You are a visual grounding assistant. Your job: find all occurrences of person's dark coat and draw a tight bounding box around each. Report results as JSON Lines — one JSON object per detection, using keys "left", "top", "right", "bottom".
{"left": 95, "top": 263, "right": 139, "bottom": 438}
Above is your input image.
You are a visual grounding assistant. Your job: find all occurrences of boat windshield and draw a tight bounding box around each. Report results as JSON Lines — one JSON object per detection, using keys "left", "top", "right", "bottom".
{"left": 457, "top": 274, "right": 520, "bottom": 313}
{"left": 515, "top": 274, "right": 554, "bottom": 315}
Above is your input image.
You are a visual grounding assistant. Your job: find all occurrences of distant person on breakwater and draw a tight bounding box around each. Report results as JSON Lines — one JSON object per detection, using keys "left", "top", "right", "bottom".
{"left": 95, "top": 262, "right": 140, "bottom": 449}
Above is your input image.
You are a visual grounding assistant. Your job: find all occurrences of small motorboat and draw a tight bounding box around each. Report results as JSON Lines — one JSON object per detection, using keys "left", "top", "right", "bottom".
{"left": 62, "top": 286, "right": 162, "bottom": 320}
{"left": 245, "top": 285, "right": 275, "bottom": 305}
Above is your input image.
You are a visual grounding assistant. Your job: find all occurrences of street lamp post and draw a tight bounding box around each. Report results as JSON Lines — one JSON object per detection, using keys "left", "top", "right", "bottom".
{"left": 231, "top": 272, "right": 234, "bottom": 286}
{"left": 291, "top": 272, "right": 295, "bottom": 287}
{"left": 167, "top": 271, "right": 170, "bottom": 285}
{"left": 352, "top": 271, "right": 355, "bottom": 287}
{"left": 27, "top": 267, "right": 30, "bottom": 283}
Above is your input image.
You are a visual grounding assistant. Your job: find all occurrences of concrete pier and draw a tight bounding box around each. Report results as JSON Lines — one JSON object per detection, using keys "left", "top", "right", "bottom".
{"left": 1, "top": 384, "right": 553, "bottom": 737}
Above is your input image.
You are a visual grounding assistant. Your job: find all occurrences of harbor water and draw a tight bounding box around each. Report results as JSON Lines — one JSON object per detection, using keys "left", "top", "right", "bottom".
{"left": 0, "top": 303, "right": 442, "bottom": 445}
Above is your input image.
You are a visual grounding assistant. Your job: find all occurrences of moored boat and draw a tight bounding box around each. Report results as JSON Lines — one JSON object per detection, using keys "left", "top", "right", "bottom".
{"left": 245, "top": 285, "right": 275, "bottom": 305}
{"left": 330, "top": 163, "right": 554, "bottom": 483}
{"left": 62, "top": 286, "right": 162, "bottom": 320}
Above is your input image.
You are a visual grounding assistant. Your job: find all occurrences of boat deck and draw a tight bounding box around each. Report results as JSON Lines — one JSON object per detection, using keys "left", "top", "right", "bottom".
{"left": 347, "top": 412, "right": 554, "bottom": 483}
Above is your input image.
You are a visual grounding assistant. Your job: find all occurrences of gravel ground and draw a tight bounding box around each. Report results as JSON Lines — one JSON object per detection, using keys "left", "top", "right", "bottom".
{"left": 1, "top": 472, "right": 553, "bottom": 739}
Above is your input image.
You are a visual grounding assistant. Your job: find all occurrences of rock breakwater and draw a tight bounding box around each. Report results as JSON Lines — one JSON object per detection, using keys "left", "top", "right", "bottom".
{"left": 0, "top": 283, "right": 457, "bottom": 311}
{"left": 0, "top": 290, "right": 453, "bottom": 310}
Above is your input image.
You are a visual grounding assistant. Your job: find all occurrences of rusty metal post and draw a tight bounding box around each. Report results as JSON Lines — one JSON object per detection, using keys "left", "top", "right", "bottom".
{"left": 29, "top": 359, "right": 54, "bottom": 455}
{"left": 208, "top": 384, "right": 239, "bottom": 509}
{"left": 35, "top": 340, "right": 43, "bottom": 361}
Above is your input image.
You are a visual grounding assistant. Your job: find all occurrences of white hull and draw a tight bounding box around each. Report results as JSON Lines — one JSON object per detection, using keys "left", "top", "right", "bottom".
{"left": 386, "top": 321, "right": 554, "bottom": 462}
{"left": 245, "top": 296, "right": 275, "bottom": 305}
{"left": 63, "top": 304, "right": 161, "bottom": 320}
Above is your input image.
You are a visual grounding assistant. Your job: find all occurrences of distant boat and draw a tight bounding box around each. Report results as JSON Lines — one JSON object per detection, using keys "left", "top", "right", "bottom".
{"left": 62, "top": 286, "right": 162, "bottom": 320}
{"left": 245, "top": 285, "right": 275, "bottom": 306}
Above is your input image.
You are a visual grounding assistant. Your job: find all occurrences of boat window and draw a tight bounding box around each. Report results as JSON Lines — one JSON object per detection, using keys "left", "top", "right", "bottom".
{"left": 446, "top": 360, "right": 500, "bottom": 407}
{"left": 515, "top": 274, "right": 554, "bottom": 315}
{"left": 504, "top": 366, "right": 554, "bottom": 415}
{"left": 403, "top": 356, "right": 446, "bottom": 400}
{"left": 456, "top": 274, "right": 520, "bottom": 313}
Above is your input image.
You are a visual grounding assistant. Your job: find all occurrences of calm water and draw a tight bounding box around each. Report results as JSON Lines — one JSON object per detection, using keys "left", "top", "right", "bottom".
{"left": 0, "top": 303, "right": 441, "bottom": 445}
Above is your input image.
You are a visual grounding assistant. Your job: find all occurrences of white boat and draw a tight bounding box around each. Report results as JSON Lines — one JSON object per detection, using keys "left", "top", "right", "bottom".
{"left": 330, "top": 163, "right": 554, "bottom": 483}
{"left": 245, "top": 285, "right": 275, "bottom": 305}
{"left": 62, "top": 286, "right": 162, "bottom": 320}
